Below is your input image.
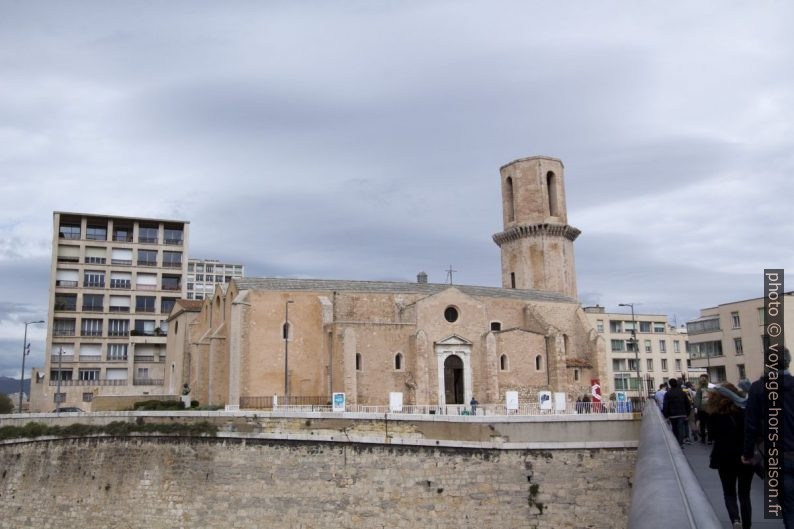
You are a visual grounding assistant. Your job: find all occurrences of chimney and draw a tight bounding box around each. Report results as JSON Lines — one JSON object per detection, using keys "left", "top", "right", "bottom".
{"left": 417, "top": 272, "right": 428, "bottom": 284}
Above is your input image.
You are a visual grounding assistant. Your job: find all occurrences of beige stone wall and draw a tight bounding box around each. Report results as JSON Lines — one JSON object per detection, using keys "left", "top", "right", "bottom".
{"left": 0, "top": 437, "right": 635, "bottom": 529}
{"left": 173, "top": 281, "right": 607, "bottom": 409}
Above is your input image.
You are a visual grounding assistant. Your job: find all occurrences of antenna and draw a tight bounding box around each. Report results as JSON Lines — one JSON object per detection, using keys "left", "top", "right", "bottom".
{"left": 444, "top": 265, "right": 457, "bottom": 285}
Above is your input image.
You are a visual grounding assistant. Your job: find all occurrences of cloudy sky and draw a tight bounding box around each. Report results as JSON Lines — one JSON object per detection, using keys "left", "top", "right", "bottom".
{"left": 1, "top": 1, "right": 792, "bottom": 377}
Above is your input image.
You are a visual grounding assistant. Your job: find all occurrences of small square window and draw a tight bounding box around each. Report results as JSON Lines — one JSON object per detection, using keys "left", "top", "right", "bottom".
{"left": 82, "top": 392, "right": 93, "bottom": 402}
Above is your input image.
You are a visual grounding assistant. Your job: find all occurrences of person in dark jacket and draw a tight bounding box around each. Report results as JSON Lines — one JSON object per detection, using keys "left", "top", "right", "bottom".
{"left": 709, "top": 383, "right": 753, "bottom": 529}
{"left": 662, "top": 378, "right": 691, "bottom": 447}
{"left": 742, "top": 347, "right": 793, "bottom": 528}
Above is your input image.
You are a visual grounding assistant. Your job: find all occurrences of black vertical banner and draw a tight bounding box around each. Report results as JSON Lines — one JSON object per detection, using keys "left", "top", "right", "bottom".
{"left": 763, "top": 269, "right": 784, "bottom": 519}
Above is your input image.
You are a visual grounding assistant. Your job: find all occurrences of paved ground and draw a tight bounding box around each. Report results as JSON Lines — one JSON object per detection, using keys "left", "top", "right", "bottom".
{"left": 684, "top": 439, "right": 784, "bottom": 528}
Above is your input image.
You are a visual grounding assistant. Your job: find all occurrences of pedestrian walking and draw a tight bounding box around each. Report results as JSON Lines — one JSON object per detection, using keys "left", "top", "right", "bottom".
{"left": 709, "top": 383, "right": 753, "bottom": 529}
{"left": 662, "top": 378, "right": 690, "bottom": 448}
{"left": 654, "top": 383, "right": 667, "bottom": 409}
{"left": 742, "top": 348, "right": 793, "bottom": 529}
{"left": 695, "top": 375, "right": 712, "bottom": 444}
{"left": 469, "top": 396, "right": 479, "bottom": 415}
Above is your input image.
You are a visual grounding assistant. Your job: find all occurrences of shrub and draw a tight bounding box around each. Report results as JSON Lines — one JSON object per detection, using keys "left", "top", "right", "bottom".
{"left": 0, "top": 420, "right": 217, "bottom": 441}
{"left": 0, "top": 393, "right": 13, "bottom": 414}
{"left": 133, "top": 399, "right": 184, "bottom": 411}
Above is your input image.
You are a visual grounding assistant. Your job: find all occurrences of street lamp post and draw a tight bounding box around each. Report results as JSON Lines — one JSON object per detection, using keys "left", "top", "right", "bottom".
{"left": 56, "top": 346, "right": 64, "bottom": 414}
{"left": 284, "top": 300, "right": 294, "bottom": 404}
{"left": 618, "top": 303, "right": 642, "bottom": 399}
{"left": 20, "top": 320, "right": 45, "bottom": 412}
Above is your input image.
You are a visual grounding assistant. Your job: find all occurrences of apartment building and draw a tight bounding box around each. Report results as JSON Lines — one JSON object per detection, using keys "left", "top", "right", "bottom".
{"left": 186, "top": 258, "right": 244, "bottom": 300}
{"left": 687, "top": 292, "right": 793, "bottom": 383}
{"left": 584, "top": 306, "right": 694, "bottom": 396}
{"left": 30, "top": 212, "right": 189, "bottom": 411}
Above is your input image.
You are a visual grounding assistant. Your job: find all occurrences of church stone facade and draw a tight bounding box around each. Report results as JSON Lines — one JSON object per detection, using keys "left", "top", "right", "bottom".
{"left": 165, "top": 156, "right": 607, "bottom": 407}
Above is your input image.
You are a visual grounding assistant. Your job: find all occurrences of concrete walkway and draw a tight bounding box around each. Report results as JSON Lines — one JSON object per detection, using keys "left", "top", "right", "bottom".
{"left": 683, "top": 440, "right": 784, "bottom": 528}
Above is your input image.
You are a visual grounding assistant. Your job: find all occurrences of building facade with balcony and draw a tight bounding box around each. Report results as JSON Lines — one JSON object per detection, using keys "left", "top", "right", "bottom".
{"left": 686, "top": 293, "right": 793, "bottom": 383}
{"left": 30, "top": 212, "right": 189, "bottom": 411}
{"left": 186, "top": 258, "right": 244, "bottom": 300}
{"left": 584, "top": 306, "right": 694, "bottom": 396}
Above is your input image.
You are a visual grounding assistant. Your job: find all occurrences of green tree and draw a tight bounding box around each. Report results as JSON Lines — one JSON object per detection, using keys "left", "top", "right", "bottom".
{"left": 0, "top": 393, "right": 13, "bottom": 414}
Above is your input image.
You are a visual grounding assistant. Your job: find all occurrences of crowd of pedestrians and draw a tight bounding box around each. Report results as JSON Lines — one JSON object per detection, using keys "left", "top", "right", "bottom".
{"left": 654, "top": 347, "right": 793, "bottom": 529}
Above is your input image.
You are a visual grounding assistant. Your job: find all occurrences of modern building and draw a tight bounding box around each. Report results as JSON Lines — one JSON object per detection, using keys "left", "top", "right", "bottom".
{"left": 165, "top": 156, "right": 610, "bottom": 409}
{"left": 30, "top": 212, "right": 189, "bottom": 412}
{"left": 186, "top": 258, "right": 244, "bottom": 300}
{"left": 584, "top": 306, "right": 694, "bottom": 396}
{"left": 686, "top": 292, "right": 793, "bottom": 383}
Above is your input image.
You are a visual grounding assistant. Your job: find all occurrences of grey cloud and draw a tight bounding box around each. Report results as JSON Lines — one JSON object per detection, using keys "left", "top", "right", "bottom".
{"left": 0, "top": 0, "right": 793, "bottom": 345}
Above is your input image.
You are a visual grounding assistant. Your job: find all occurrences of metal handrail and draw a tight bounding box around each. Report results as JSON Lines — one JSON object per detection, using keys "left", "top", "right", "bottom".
{"left": 628, "top": 402, "right": 721, "bottom": 529}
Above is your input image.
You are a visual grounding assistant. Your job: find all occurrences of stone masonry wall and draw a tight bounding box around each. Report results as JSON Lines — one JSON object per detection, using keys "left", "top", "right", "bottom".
{"left": 0, "top": 437, "right": 635, "bottom": 529}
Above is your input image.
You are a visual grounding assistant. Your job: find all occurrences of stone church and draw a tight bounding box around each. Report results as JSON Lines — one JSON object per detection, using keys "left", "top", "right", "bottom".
{"left": 165, "top": 156, "right": 607, "bottom": 407}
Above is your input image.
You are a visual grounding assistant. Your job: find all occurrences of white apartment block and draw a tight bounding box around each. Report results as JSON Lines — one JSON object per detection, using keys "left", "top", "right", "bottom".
{"left": 186, "top": 258, "right": 244, "bottom": 300}
{"left": 687, "top": 292, "right": 793, "bottom": 383}
{"left": 584, "top": 306, "right": 694, "bottom": 396}
{"left": 30, "top": 212, "right": 189, "bottom": 412}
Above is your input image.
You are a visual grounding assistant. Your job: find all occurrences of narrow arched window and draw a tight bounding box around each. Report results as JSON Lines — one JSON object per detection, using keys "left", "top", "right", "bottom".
{"left": 395, "top": 353, "right": 403, "bottom": 370}
{"left": 282, "top": 322, "right": 290, "bottom": 340}
{"left": 356, "top": 353, "right": 362, "bottom": 371}
{"left": 574, "top": 369, "right": 580, "bottom": 381}
{"left": 505, "top": 177, "right": 515, "bottom": 222}
{"left": 500, "top": 354, "right": 508, "bottom": 371}
{"left": 563, "top": 334, "right": 570, "bottom": 354}
{"left": 535, "top": 354, "right": 543, "bottom": 371}
{"left": 546, "top": 171, "right": 559, "bottom": 217}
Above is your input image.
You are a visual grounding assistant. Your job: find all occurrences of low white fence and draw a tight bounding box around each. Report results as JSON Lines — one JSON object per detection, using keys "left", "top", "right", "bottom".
{"left": 262, "top": 400, "right": 645, "bottom": 416}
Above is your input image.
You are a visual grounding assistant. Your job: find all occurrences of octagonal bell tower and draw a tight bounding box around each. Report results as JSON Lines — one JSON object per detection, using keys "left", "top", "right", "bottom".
{"left": 492, "top": 156, "right": 581, "bottom": 298}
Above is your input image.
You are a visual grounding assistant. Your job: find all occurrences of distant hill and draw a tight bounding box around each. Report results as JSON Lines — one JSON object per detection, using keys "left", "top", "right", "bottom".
{"left": 0, "top": 377, "right": 30, "bottom": 395}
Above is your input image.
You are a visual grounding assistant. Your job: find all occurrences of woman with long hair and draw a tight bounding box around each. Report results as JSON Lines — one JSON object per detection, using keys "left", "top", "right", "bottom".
{"left": 708, "top": 383, "right": 753, "bottom": 529}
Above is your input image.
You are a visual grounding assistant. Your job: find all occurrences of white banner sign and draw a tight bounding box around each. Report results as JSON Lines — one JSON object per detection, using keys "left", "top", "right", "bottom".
{"left": 332, "top": 392, "right": 346, "bottom": 412}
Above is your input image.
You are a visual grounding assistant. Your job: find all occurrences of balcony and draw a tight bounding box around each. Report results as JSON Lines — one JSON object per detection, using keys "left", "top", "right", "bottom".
{"left": 50, "top": 354, "right": 75, "bottom": 363}
{"left": 54, "top": 302, "right": 77, "bottom": 311}
{"left": 111, "top": 259, "right": 132, "bottom": 266}
{"left": 136, "top": 284, "right": 156, "bottom": 291}
{"left": 138, "top": 237, "right": 158, "bottom": 244}
{"left": 80, "top": 330, "right": 103, "bottom": 337}
{"left": 85, "top": 257, "right": 106, "bottom": 264}
{"left": 162, "top": 261, "right": 182, "bottom": 268}
{"left": 108, "top": 330, "right": 130, "bottom": 337}
{"left": 78, "top": 355, "right": 102, "bottom": 362}
{"left": 137, "top": 260, "right": 158, "bottom": 267}
{"left": 109, "top": 306, "right": 129, "bottom": 313}
{"left": 53, "top": 328, "right": 76, "bottom": 337}
{"left": 134, "top": 355, "right": 155, "bottom": 362}
{"left": 162, "top": 284, "right": 181, "bottom": 291}
{"left": 84, "top": 281, "right": 105, "bottom": 288}
{"left": 59, "top": 232, "right": 81, "bottom": 240}
{"left": 107, "top": 355, "right": 128, "bottom": 361}
{"left": 82, "top": 304, "right": 104, "bottom": 312}
{"left": 163, "top": 238, "right": 183, "bottom": 246}
{"left": 49, "top": 379, "right": 127, "bottom": 387}
{"left": 133, "top": 378, "right": 164, "bottom": 386}
{"left": 113, "top": 234, "right": 133, "bottom": 242}
{"left": 110, "top": 280, "right": 131, "bottom": 289}
{"left": 136, "top": 306, "right": 156, "bottom": 313}
{"left": 56, "top": 280, "right": 78, "bottom": 287}
{"left": 57, "top": 256, "right": 79, "bottom": 263}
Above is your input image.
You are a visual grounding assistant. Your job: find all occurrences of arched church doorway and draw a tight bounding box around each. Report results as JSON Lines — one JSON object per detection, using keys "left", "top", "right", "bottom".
{"left": 444, "top": 355, "right": 465, "bottom": 404}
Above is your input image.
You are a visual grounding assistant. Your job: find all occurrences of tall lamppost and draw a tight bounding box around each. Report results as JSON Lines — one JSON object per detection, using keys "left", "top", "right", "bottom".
{"left": 20, "top": 320, "right": 45, "bottom": 412}
{"left": 618, "top": 303, "right": 642, "bottom": 398}
{"left": 56, "top": 346, "right": 64, "bottom": 414}
{"left": 284, "top": 300, "right": 293, "bottom": 404}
